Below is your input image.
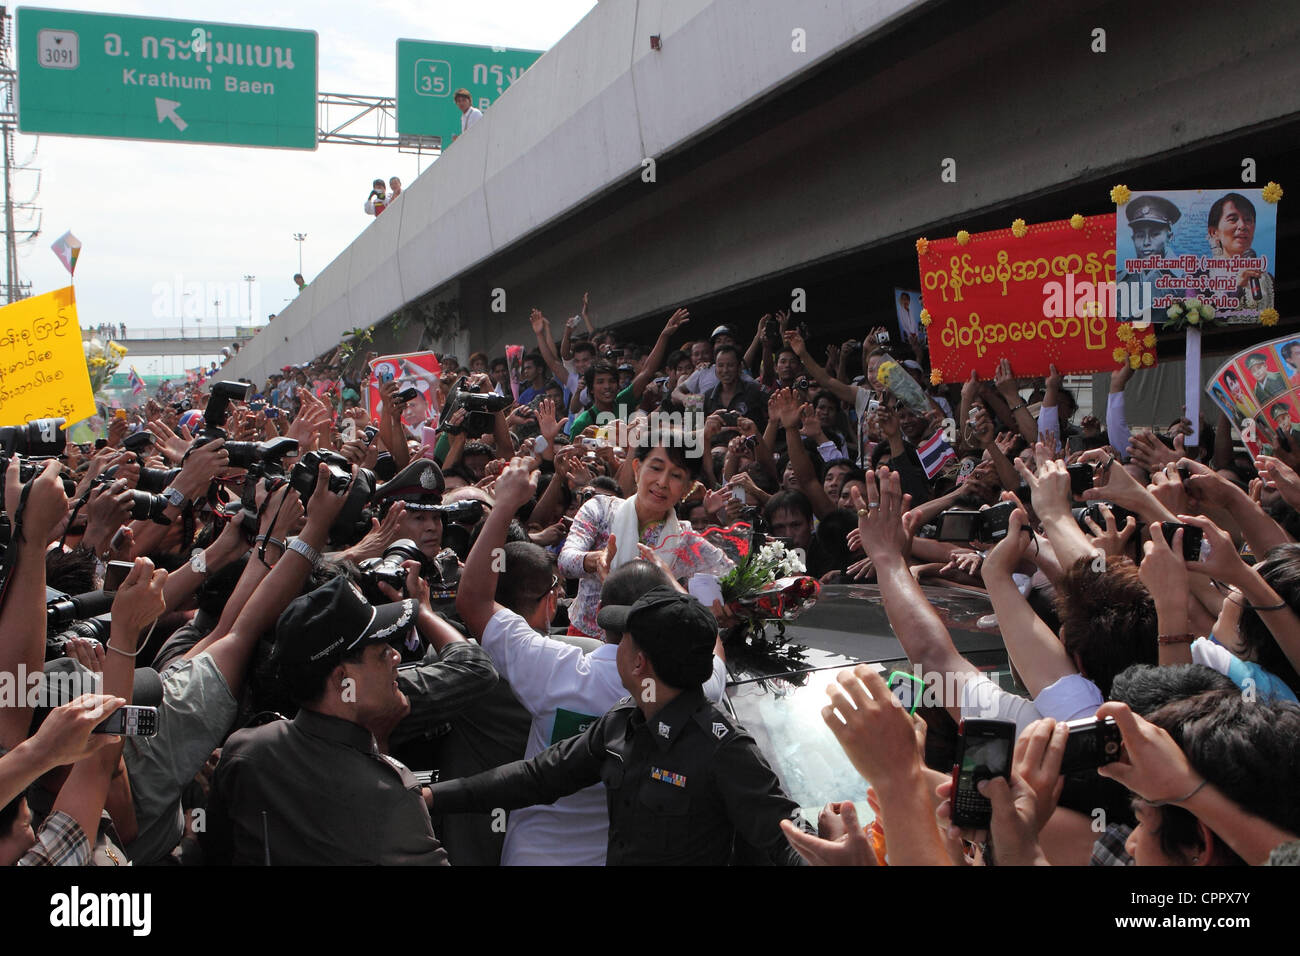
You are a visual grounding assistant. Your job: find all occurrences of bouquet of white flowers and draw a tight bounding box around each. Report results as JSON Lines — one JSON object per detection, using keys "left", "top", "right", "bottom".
{"left": 718, "top": 538, "right": 820, "bottom": 621}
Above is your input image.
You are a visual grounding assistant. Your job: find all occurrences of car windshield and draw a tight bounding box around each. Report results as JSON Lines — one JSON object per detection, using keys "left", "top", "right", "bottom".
{"left": 724, "top": 583, "right": 1022, "bottom": 824}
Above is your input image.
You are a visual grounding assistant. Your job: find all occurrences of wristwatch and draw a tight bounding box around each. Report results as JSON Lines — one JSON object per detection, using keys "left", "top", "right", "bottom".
{"left": 162, "top": 486, "right": 187, "bottom": 508}
{"left": 286, "top": 537, "right": 321, "bottom": 567}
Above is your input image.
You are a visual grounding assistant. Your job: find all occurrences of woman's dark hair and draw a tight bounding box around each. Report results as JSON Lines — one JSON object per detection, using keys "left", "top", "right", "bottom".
{"left": 1145, "top": 691, "right": 1300, "bottom": 865}
{"left": 1056, "top": 555, "right": 1157, "bottom": 697}
{"left": 1238, "top": 544, "right": 1300, "bottom": 695}
{"left": 46, "top": 547, "right": 97, "bottom": 598}
{"left": 1207, "top": 192, "right": 1256, "bottom": 230}
{"left": 634, "top": 430, "right": 701, "bottom": 480}
{"left": 588, "top": 475, "right": 620, "bottom": 494}
{"left": 1110, "top": 663, "right": 1238, "bottom": 716}
{"left": 765, "top": 489, "right": 813, "bottom": 523}
{"left": 584, "top": 361, "right": 619, "bottom": 393}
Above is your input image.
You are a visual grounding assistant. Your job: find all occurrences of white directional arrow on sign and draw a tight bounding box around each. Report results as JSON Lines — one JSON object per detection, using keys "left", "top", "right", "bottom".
{"left": 155, "top": 98, "right": 188, "bottom": 132}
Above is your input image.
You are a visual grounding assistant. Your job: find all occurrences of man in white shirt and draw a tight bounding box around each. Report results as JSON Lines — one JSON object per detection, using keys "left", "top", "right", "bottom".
{"left": 456, "top": 459, "right": 727, "bottom": 865}
{"left": 455, "top": 89, "right": 483, "bottom": 136}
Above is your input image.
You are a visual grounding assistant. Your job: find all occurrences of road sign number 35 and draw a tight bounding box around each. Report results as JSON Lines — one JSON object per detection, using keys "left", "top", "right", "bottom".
{"left": 415, "top": 59, "right": 450, "bottom": 97}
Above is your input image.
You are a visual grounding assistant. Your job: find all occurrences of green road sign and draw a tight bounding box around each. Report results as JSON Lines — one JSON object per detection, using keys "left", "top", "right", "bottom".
{"left": 395, "top": 39, "right": 541, "bottom": 145}
{"left": 17, "top": 8, "right": 318, "bottom": 149}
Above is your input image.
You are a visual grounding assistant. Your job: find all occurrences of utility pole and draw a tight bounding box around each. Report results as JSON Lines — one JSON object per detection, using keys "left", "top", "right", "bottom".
{"left": 243, "top": 274, "right": 256, "bottom": 324}
{"left": 0, "top": 7, "right": 38, "bottom": 304}
{"left": 293, "top": 233, "right": 306, "bottom": 275}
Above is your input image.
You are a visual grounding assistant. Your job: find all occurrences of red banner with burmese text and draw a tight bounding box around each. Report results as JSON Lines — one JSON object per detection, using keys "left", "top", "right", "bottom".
{"left": 918, "top": 214, "right": 1154, "bottom": 384}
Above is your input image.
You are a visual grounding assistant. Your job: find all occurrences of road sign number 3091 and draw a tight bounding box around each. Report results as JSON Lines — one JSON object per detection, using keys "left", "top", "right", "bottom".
{"left": 37, "top": 30, "right": 79, "bottom": 70}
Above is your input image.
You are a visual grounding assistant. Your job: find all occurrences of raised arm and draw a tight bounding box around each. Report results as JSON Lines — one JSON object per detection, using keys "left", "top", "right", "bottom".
{"left": 631, "top": 308, "right": 690, "bottom": 399}
{"left": 849, "top": 467, "right": 980, "bottom": 723}
{"left": 980, "top": 504, "right": 1081, "bottom": 695}
{"left": 0, "top": 460, "right": 68, "bottom": 750}
{"left": 457, "top": 457, "right": 537, "bottom": 637}
{"left": 786, "top": 329, "right": 857, "bottom": 406}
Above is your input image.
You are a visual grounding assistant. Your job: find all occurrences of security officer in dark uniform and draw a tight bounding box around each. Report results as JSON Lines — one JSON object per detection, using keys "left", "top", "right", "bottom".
{"left": 430, "top": 587, "right": 814, "bottom": 865}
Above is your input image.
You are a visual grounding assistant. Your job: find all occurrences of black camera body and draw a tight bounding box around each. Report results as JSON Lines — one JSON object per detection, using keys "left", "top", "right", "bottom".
{"left": 196, "top": 382, "right": 301, "bottom": 471}
{"left": 89, "top": 474, "right": 171, "bottom": 525}
{"left": 0, "top": 456, "right": 76, "bottom": 497}
{"left": 357, "top": 539, "right": 425, "bottom": 601}
{"left": 442, "top": 376, "right": 510, "bottom": 436}
{"left": 935, "top": 501, "right": 1016, "bottom": 543}
{"left": 289, "top": 450, "right": 377, "bottom": 544}
{"left": 0, "top": 418, "right": 65, "bottom": 457}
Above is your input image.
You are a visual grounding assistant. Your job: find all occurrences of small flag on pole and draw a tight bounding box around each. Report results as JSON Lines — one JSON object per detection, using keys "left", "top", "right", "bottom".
{"left": 916, "top": 430, "right": 957, "bottom": 480}
{"left": 128, "top": 366, "right": 146, "bottom": 396}
{"left": 50, "top": 231, "right": 82, "bottom": 276}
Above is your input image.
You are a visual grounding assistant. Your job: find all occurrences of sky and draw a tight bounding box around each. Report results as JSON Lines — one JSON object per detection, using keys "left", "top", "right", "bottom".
{"left": 10, "top": 0, "right": 597, "bottom": 374}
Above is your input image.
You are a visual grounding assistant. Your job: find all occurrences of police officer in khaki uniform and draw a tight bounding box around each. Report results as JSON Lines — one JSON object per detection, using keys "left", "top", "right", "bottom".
{"left": 429, "top": 586, "right": 814, "bottom": 865}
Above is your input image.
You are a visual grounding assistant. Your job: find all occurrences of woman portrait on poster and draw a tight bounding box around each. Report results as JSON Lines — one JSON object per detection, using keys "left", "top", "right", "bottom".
{"left": 1203, "top": 191, "right": 1275, "bottom": 314}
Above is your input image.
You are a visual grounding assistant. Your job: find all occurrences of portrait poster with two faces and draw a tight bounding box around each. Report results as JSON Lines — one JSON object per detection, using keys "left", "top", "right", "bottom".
{"left": 1115, "top": 188, "right": 1277, "bottom": 324}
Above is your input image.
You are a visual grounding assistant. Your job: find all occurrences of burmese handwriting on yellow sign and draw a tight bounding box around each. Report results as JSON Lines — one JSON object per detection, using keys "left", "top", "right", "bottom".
{"left": 0, "top": 287, "right": 96, "bottom": 426}
{"left": 922, "top": 249, "right": 1117, "bottom": 303}
{"left": 937, "top": 311, "right": 1110, "bottom": 360}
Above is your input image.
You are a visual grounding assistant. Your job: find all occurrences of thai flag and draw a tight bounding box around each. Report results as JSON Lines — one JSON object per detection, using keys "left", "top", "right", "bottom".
{"left": 128, "top": 366, "right": 146, "bottom": 396}
{"left": 916, "top": 430, "right": 956, "bottom": 480}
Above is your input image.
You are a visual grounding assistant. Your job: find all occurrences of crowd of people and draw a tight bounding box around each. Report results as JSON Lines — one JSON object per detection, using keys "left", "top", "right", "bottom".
{"left": 3, "top": 297, "right": 1300, "bottom": 868}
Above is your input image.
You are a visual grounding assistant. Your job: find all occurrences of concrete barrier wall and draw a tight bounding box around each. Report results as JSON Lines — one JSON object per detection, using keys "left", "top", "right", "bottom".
{"left": 223, "top": 0, "right": 922, "bottom": 383}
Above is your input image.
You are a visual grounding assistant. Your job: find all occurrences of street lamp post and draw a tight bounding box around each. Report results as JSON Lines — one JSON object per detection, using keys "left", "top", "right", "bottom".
{"left": 243, "top": 275, "right": 256, "bottom": 330}
{"left": 293, "top": 233, "right": 307, "bottom": 276}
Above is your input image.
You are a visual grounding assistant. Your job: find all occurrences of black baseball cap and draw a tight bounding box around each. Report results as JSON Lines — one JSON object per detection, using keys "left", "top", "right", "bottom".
{"left": 273, "top": 576, "right": 417, "bottom": 667}
{"left": 597, "top": 586, "right": 717, "bottom": 687}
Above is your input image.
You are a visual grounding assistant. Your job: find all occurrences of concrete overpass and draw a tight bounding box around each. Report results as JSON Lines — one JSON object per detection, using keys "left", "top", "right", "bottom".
{"left": 85, "top": 327, "right": 260, "bottom": 358}
{"left": 222, "top": 0, "right": 1300, "bottom": 411}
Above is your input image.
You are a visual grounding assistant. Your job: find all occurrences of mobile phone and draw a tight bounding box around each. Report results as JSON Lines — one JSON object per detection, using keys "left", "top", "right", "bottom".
{"left": 729, "top": 485, "right": 747, "bottom": 505}
{"left": 265, "top": 406, "right": 279, "bottom": 419}
{"left": 1177, "top": 462, "right": 1192, "bottom": 484}
{"left": 1059, "top": 716, "right": 1124, "bottom": 774}
{"left": 1160, "top": 521, "right": 1204, "bottom": 561}
{"left": 949, "top": 719, "right": 1015, "bottom": 829}
{"left": 887, "top": 670, "right": 925, "bottom": 716}
{"left": 114, "top": 409, "right": 127, "bottom": 420}
{"left": 1067, "top": 462, "right": 1094, "bottom": 496}
{"left": 396, "top": 385, "right": 419, "bottom": 403}
{"left": 103, "top": 559, "right": 132, "bottom": 594}
{"left": 93, "top": 705, "right": 159, "bottom": 737}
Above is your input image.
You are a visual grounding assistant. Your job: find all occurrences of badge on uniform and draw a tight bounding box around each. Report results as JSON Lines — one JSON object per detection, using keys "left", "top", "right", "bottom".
{"left": 658, "top": 721, "right": 670, "bottom": 739}
{"left": 651, "top": 767, "right": 687, "bottom": 788}
{"left": 711, "top": 722, "right": 728, "bottom": 740}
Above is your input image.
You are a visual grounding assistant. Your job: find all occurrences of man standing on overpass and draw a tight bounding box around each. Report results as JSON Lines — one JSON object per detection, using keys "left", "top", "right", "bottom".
{"left": 455, "top": 89, "right": 483, "bottom": 138}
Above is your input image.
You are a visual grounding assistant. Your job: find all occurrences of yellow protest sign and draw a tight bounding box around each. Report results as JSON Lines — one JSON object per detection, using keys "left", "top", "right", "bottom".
{"left": 0, "top": 287, "right": 96, "bottom": 427}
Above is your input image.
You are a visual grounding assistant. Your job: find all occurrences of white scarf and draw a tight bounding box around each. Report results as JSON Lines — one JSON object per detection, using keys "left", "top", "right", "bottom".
{"left": 608, "top": 494, "right": 683, "bottom": 571}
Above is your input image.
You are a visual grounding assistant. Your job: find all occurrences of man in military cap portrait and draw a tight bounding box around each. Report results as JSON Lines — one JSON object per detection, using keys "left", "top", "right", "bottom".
{"left": 1117, "top": 194, "right": 1187, "bottom": 315}
{"left": 1247, "top": 351, "right": 1289, "bottom": 406}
